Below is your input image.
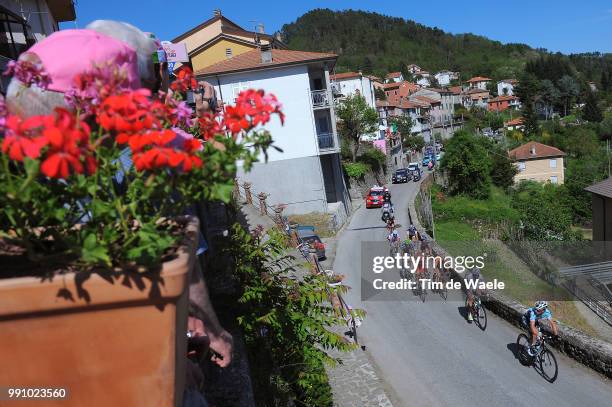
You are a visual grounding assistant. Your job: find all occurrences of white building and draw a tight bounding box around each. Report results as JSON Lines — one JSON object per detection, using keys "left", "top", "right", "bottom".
{"left": 466, "top": 76, "right": 492, "bottom": 90}
{"left": 0, "top": 0, "right": 76, "bottom": 93}
{"left": 406, "top": 64, "right": 421, "bottom": 74}
{"left": 415, "top": 72, "right": 430, "bottom": 87}
{"left": 386, "top": 71, "right": 403, "bottom": 83}
{"left": 497, "top": 79, "right": 518, "bottom": 96}
{"left": 410, "top": 88, "right": 454, "bottom": 125}
{"left": 198, "top": 48, "right": 350, "bottom": 217}
{"left": 330, "top": 71, "right": 376, "bottom": 109}
{"left": 434, "top": 70, "right": 458, "bottom": 86}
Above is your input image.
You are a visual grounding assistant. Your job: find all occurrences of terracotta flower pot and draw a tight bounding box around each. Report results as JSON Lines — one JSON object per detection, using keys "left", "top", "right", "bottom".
{"left": 0, "top": 217, "right": 199, "bottom": 407}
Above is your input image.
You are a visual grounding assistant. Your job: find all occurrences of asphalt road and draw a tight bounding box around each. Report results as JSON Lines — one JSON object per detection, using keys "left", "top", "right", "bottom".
{"left": 334, "top": 178, "right": 612, "bottom": 407}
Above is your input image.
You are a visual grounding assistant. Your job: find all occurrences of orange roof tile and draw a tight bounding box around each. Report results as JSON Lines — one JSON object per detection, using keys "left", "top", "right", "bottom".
{"left": 466, "top": 76, "right": 492, "bottom": 82}
{"left": 196, "top": 49, "right": 337, "bottom": 76}
{"left": 386, "top": 71, "right": 402, "bottom": 78}
{"left": 509, "top": 141, "right": 565, "bottom": 160}
{"left": 504, "top": 117, "right": 524, "bottom": 126}
{"left": 489, "top": 95, "right": 519, "bottom": 103}
{"left": 331, "top": 71, "right": 361, "bottom": 80}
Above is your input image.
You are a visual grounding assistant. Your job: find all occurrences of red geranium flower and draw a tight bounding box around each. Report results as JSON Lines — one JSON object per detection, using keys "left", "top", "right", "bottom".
{"left": 198, "top": 112, "right": 223, "bottom": 140}
{"left": 1, "top": 115, "right": 47, "bottom": 161}
{"left": 170, "top": 67, "right": 197, "bottom": 93}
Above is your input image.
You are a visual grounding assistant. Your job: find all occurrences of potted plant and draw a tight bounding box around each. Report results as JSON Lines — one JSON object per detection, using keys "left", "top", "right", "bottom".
{"left": 0, "top": 59, "right": 283, "bottom": 406}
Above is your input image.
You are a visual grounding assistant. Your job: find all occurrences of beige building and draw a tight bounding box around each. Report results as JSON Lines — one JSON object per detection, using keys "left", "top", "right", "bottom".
{"left": 171, "top": 9, "right": 284, "bottom": 73}
{"left": 509, "top": 141, "right": 565, "bottom": 184}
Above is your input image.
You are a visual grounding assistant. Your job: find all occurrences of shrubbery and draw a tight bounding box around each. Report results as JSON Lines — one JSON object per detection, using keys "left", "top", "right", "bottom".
{"left": 343, "top": 162, "right": 369, "bottom": 179}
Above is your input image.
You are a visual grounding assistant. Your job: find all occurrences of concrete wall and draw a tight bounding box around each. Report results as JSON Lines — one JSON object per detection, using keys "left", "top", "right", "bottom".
{"left": 238, "top": 155, "right": 327, "bottom": 215}
{"left": 515, "top": 157, "right": 564, "bottom": 184}
{"left": 336, "top": 76, "right": 376, "bottom": 109}
{"left": 191, "top": 38, "right": 254, "bottom": 71}
{"left": 205, "top": 64, "right": 320, "bottom": 162}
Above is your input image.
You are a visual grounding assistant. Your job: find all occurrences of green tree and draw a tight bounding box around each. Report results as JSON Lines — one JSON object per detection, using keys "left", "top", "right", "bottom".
{"left": 403, "top": 134, "right": 425, "bottom": 151}
{"left": 490, "top": 148, "right": 518, "bottom": 190}
{"left": 515, "top": 73, "right": 540, "bottom": 136}
{"left": 557, "top": 75, "right": 580, "bottom": 116}
{"left": 374, "top": 87, "right": 386, "bottom": 100}
{"left": 582, "top": 90, "right": 603, "bottom": 123}
{"left": 538, "top": 79, "right": 560, "bottom": 120}
{"left": 563, "top": 150, "right": 608, "bottom": 222}
{"left": 512, "top": 182, "right": 576, "bottom": 240}
{"left": 390, "top": 115, "right": 414, "bottom": 136}
{"left": 440, "top": 131, "right": 492, "bottom": 199}
{"left": 336, "top": 94, "right": 379, "bottom": 162}
{"left": 599, "top": 115, "right": 612, "bottom": 140}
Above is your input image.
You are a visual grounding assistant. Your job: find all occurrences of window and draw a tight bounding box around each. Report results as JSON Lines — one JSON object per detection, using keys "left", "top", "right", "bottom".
{"left": 225, "top": 48, "right": 232, "bottom": 58}
{"left": 549, "top": 159, "right": 557, "bottom": 168}
{"left": 518, "top": 161, "right": 526, "bottom": 172}
{"left": 550, "top": 176, "right": 558, "bottom": 184}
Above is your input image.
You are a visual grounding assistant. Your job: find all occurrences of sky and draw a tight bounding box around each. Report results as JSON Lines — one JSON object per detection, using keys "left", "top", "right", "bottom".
{"left": 62, "top": 0, "right": 612, "bottom": 54}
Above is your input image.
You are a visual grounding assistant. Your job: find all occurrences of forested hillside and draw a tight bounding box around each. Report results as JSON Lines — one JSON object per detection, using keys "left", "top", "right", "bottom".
{"left": 280, "top": 9, "right": 539, "bottom": 79}
{"left": 281, "top": 9, "right": 612, "bottom": 88}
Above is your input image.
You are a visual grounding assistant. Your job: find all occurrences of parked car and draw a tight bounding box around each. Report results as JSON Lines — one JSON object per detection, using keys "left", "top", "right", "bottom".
{"left": 297, "top": 226, "right": 326, "bottom": 260}
{"left": 436, "top": 153, "right": 442, "bottom": 161}
{"left": 366, "top": 187, "right": 385, "bottom": 208}
{"left": 408, "top": 162, "right": 419, "bottom": 173}
{"left": 392, "top": 168, "right": 409, "bottom": 183}
{"left": 422, "top": 156, "right": 432, "bottom": 167}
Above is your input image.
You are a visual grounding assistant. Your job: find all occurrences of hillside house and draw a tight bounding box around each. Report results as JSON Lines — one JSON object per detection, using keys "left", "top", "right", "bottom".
{"left": 171, "top": 9, "right": 285, "bottom": 72}
{"left": 330, "top": 71, "right": 376, "bottom": 108}
{"left": 466, "top": 76, "right": 492, "bottom": 90}
{"left": 488, "top": 95, "right": 521, "bottom": 112}
{"left": 509, "top": 141, "right": 565, "bottom": 184}
{"left": 434, "top": 70, "right": 458, "bottom": 86}
{"left": 197, "top": 48, "right": 350, "bottom": 217}
{"left": 504, "top": 117, "right": 524, "bottom": 131}
{"left": 386, "top": 71, "right": 404, "bottom": 83}
{"left": 497, "top": 79, "right": 518, "bottom": 96}
{"left": 462, "top": 88, "right": 490, "bottom": 109}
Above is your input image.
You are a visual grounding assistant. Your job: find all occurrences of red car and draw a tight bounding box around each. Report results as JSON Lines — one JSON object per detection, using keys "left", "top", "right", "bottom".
{"left": 366, "top": 187, "right": 386, "bottom": 208}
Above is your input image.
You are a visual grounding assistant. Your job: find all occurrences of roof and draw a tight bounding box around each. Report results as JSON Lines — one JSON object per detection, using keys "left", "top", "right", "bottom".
{"left": 489, "top": 95, "right": 519, "bottom": 103}
{"left": 504, "top": 117, "right": 524, "bottom": 126}
{"left": 331, "top": 72, "right": 362, "bottom": 80}
{"left": 449, "top": 86, "right": 462, "bottom": 94}
{"left": 386, "top": 72, "right": 402, "bottom": 78}
{"left": 196, "top": 49, "right": 337, "bottom": 76}
{"left": 172, "top": 14, "right": 242, "bottom": 43}
{"left": 466, "top": 76, "right": 492, "bottom": 82}
{"left": 383, "top": 82, "right": 400, "bottom": 89}
{"left": 508, "top": 141, "right": 565, "bottom": 161}
{"left": 425, "top": 87, "right": 451, "bottom": 94}
{"left": 585, "top": 178, "right": 612, "bottom": 199}
{"left": 411, "top": 95, "right": 439, "bottom": 105}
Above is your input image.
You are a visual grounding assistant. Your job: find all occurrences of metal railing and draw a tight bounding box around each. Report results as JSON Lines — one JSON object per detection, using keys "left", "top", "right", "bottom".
{"left": 311, "top": 89, "right": 330, "bottom": 108}
{"left": 562, "top": 280, "right": 612, "bottom": 327}
{"left": 317, "top": 132, "right": 335, "bottom": 150}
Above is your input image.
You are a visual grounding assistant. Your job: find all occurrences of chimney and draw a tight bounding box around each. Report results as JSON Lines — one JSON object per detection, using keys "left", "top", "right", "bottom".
{"left": 256, "top": 23, "right": 265, "bottom": 34}
{"left": 530, "top": 145, "right": 536, "bottom": 156}
{"left": 260, "top": 43, "right": 272, "bottom": 63}
{"left": 213, "top": 9, "right": 221, "bottom": 17}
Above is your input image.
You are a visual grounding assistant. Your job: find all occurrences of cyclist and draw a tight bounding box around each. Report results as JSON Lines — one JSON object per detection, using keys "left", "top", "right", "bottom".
{"left": 386, "top": 216, "right": 396, "bottom": 234}
{"left": 464, "top": 267, "right": 484, "bottom": 323}
{"left": 522, "top": 300, "right": 558, "bottom": 356}
{"left": 431, "top": 254, "right": 445, "bottom": 283}
{"left": 387, "top": 227, "right": 400, "bottom": 250}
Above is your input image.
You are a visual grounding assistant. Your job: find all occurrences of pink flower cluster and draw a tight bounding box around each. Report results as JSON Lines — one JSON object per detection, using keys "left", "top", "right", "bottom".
{"left": 3, "top": 59, "right": 51, "bottom": 89}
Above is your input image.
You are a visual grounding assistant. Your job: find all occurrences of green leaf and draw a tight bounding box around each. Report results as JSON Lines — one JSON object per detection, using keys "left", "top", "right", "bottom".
{"left": 81, "top": 234, "right": 111, "bottom": 266}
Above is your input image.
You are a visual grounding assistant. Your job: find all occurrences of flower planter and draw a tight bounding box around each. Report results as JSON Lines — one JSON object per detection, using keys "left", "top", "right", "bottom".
{"left": 0, "top": 217, "right": 199, "bottom": 407}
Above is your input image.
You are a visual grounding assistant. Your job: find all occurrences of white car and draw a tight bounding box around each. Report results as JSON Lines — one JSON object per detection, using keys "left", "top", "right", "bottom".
{"left": 407, "top": 162, "right": 419, "bottom": 172}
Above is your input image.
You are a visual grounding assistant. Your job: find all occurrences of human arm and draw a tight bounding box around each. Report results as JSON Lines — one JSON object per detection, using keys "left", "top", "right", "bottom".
{"left": 189, "top": 260, "right": 233, "bottom": 367}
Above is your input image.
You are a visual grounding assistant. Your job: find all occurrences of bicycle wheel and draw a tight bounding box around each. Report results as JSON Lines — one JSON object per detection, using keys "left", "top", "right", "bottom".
{"left": 516, "top": 333, "right": 533, "bottom": 366}
{"left": 475, "top": 303, "right": 487, "bottom": 331}
{"left": 539, "top": 348, "right": 558, "bottom": 383}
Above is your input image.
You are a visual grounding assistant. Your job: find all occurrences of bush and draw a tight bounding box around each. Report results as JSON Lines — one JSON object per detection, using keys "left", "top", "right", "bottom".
{"left": 358, "top": 147, "right": 386, "bottom": 171}
{"left": 343, "top": 161, "right": 369, "bottom": 178}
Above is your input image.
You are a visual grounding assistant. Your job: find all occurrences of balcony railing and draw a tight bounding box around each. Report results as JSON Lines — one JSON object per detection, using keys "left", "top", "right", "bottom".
{"left": 311, "top": 89, "right": 331, "bottom": 109}
{"left": 317, "top": 132, "right": 335, "bottom": 150}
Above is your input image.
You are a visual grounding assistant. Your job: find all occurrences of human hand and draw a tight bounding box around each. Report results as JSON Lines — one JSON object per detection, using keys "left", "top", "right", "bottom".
{"left": 208, "top": 329, "right": 233, "bottom": 368}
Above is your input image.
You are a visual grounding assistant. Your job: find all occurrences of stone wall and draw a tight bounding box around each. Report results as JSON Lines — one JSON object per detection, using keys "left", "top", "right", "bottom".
{"left": 346, "top": 168, "right": 386, "bottom": 200}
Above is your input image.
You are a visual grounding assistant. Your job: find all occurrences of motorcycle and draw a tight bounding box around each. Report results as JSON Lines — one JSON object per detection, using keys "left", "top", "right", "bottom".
{"left": 381, "top": 203, "right": 393, "bottom": 223}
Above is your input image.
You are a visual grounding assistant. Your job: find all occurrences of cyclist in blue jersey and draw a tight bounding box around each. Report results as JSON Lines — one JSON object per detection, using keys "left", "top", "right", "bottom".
{"left": 522, "top": 301, "right": 558, "bottom": 356}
